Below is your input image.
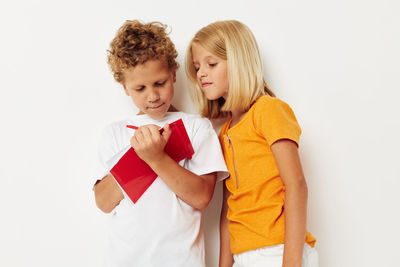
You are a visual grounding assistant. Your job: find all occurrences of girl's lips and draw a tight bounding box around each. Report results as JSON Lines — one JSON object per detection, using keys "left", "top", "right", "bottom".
{"left": 202, "top": 82, "right": 212, "bottom": 87}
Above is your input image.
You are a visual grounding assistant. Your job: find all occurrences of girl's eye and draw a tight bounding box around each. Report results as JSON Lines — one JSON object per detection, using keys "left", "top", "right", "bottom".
{"left": 209, "top": 63, "right": 217, "bottom": 67}
{"left": 135, "top": 86, "right": 145, "bottom": 91}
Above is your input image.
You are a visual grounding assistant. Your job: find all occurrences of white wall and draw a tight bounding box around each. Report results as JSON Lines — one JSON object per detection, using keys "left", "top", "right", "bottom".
{"left": 1, "top": 0, "right": 399, "bottom": 266}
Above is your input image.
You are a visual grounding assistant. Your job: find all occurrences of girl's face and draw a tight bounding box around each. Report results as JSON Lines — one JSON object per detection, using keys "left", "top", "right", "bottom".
{"left": 191, "top": 42, "right": 229, "bottom": 100}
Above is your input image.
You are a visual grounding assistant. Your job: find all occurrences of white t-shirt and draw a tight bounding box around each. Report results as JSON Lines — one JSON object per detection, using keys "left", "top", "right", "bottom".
{"left": 95, "top": 112, "right": 228, "bottom": 267}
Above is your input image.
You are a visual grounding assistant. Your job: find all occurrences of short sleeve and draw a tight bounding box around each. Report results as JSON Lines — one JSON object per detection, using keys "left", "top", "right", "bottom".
{"left": 254, "top": 97, "right": 301, "bottom": 147}
{"left": 185, "top": 118, "right": 229, "bottom": 182}
{"left": 93, "top": 125, "right": 119, "bottom": 187}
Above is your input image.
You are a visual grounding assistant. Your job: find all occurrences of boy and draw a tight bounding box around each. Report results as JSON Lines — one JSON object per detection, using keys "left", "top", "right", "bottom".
{"left": 93, "top": 20, "right": 228, "bottom": 267}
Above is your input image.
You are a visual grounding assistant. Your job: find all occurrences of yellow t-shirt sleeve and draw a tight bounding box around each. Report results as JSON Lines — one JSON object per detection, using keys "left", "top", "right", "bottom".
{"left": 254, "top": 96, "right": 301, "bottom": 147}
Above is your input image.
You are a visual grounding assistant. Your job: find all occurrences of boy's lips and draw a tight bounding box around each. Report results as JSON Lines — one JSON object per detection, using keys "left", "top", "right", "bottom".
{"left": 147, "top": 103, "right": 165, "bottom": 109}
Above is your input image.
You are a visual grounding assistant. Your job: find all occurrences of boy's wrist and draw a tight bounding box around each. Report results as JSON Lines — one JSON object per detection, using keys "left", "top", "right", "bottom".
{"left": 146, "top": 152, "right": 169, "bottom": 170}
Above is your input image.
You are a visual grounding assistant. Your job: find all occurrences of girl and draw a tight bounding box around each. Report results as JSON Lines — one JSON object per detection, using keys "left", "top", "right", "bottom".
{"left": 185, "top": 20, "right": 318, "bottom": 267}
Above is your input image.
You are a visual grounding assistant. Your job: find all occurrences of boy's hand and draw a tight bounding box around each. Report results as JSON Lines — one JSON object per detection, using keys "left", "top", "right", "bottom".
{"left": 130, "top": 123, "right": 172, "bottom": 164}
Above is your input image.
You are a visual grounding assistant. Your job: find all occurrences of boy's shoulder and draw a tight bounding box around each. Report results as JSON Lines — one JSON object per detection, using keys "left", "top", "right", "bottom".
{"left": 102, "top": 118, "right": 132, "bottom": 133}
{"left": 176, "top": 112, "right": 213, "bottom": 130}
{"left": 102, "top": 112, "right": 212, "bottom": 131}
{"left": 163, "top": 112, "right": 215, "bottom": 142}
{"left": 101, "top": 112, "right": 214, "bottom": 140}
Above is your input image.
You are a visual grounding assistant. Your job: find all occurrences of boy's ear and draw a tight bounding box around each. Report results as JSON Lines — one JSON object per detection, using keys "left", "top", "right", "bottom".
{"left": 122, "top": 84, "right": 130, "bottom": 96}
{"left": 172, "top": 71, "right": 176, "bottom": 83}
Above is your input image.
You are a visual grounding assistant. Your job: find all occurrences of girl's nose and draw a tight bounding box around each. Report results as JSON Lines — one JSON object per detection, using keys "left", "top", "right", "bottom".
{"left": 197, "top": 67, "right": 207, "bottom": 79}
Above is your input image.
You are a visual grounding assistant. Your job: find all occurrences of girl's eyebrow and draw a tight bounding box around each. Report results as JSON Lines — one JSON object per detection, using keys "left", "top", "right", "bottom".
{"left": 205, "top": 55, "right": 219, "bottom": 61}
{"left": 193, "top": 56, "right": 217, "bottom": 64}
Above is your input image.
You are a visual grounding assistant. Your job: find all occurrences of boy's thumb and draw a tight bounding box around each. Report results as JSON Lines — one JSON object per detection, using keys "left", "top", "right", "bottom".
{"left": 162, "top": 123, "right": 172, "bottom": 141}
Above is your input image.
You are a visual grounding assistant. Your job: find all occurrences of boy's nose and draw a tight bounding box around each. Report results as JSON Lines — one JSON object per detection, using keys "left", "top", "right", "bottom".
{"left": 147, "top": 89, "right": 160, "bottom": 102}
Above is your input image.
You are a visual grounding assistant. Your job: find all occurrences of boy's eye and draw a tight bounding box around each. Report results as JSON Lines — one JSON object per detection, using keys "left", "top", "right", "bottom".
{"left": 155, "top": 81, "right": 166, "bottom": 86}
{"left": 135, "top": 86, "right": 145, "bottom": 91}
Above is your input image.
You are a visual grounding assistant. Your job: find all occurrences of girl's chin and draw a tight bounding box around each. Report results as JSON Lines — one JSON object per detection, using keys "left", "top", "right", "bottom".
{"left": 206, "top": 95, "right": 222, "bottom": 101}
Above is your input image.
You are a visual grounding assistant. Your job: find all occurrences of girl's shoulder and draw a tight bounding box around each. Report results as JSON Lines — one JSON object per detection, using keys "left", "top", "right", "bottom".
{"left": 251, "top": 95, "right": 300, "bottom": 135}
{"left": 252, "top": 95, "right": 295, "bottom": 119}
{"left": 253, "top": 95, "right": 288, "bottom": 109}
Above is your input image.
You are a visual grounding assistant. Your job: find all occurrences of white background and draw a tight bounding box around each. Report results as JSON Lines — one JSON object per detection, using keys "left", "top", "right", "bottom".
{"left": 1, "top": 0, "right": 399, "bottom": 266}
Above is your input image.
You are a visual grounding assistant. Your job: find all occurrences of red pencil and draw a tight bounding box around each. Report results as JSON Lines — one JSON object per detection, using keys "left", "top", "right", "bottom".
{"left": 126, "top": 125, "right": 164, "bottom": 134}
{"left": 126, "top": 125, "right": 138, "bottom": 130}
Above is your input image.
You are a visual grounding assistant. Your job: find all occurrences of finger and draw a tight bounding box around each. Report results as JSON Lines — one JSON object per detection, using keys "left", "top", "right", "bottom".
{"left": 136, "top": 128, "right": 153, "bottom": 149}
{"left": 140, "top": 126, "right": 157, "bottom": 144}
{"left": 162, "top": 123, "right": 172, "bottom": 142}
{"left": 130, "top": 135, "right": 139, "bottom": 149}
{"left": 134, "top": 128, "right": 145, "bottom": 144}
{"left": 148, "top": 125, "right": 162, "bottom": 141}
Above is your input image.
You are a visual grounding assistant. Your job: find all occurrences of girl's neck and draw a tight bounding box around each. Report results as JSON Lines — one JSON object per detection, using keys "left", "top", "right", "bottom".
{"left": 230, "top": 109, "right": 248, "bottom": 128}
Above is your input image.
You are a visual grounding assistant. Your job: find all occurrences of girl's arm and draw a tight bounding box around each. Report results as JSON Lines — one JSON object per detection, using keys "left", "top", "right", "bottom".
{"left": 131, "top": 124, "right": 216, "bottom": 210}
{"left": 93, "top": 175, "right": 124, "bottom": 213}
{"left": 270, "top": 139, "right": 308, "bottom": 267}
{"left": 219, "top": 182, "right": 234, "bottom": 267}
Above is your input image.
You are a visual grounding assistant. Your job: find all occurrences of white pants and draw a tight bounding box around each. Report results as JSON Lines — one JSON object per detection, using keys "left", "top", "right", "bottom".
{"left": 233, "top": 244, "right": 318, "bottom": 267}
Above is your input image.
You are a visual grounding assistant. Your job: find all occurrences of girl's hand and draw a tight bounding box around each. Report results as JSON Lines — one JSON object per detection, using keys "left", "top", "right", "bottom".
{"left": 130, "top": 123, "right": 172, "bottom": 164}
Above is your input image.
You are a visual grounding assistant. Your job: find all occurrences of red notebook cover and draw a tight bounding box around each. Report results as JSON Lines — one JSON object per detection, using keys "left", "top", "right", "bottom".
{"left": 110, "top": 119, "right": 194, "bottom": 203}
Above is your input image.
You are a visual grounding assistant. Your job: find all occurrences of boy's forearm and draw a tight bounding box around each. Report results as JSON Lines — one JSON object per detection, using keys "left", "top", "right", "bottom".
{"left": 282, "top": 180, "right": 308, "bottom": 267}
{"left": 94, "top": 174, "right": 124, "bottom": 213}
{"left": 147, "top": 153, "right": 216, "bottom": 210}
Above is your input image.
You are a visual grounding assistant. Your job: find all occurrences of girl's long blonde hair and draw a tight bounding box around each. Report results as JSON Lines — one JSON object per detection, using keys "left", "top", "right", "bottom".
{"left": 185, "top": 20, "right": 275, "bottom": 118}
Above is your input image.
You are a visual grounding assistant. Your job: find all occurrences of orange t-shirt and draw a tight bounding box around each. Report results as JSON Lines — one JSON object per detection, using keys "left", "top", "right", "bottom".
{"left": 219, "top": 95, "right": 316, "bottom": 254}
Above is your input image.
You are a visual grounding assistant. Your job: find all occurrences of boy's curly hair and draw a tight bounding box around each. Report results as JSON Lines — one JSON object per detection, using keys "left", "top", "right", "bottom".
{"left": 107, "top": 20, "right": 179, "bottom": 83}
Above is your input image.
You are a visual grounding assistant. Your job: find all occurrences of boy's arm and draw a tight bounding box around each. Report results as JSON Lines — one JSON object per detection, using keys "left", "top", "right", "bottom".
{"left": 219, "top": 182, "right": 233, "bottom": 267}
{"left": 94, "top": 175, "right": 124, "bottom": 213}
{"left": 149, "top": 155, "right": 216, "bottom": 210}
{"left": 270, "top": 139, "right": 308, "bottom": 267}
{"left": 131, "top": 124, "right": 216, "bottom": 210}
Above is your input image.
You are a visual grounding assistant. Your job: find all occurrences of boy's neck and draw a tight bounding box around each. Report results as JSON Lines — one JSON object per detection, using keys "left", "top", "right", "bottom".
{"left": 168, "top": 105, "right": 178, "bottom": 112}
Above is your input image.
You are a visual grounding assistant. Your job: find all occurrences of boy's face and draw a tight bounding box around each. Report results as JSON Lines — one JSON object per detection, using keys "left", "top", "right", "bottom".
{"left": 122, "top": 60, "right": 176, "bottom": 119}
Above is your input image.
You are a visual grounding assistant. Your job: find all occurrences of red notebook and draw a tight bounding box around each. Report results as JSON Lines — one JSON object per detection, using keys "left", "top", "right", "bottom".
{"left": 110, "top": 119, "right": 194, "bottom": 203}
